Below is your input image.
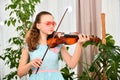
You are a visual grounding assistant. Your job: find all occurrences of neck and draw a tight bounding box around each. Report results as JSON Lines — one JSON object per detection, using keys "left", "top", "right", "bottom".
{"left": 38, "top": 32, "right": 48, "bottom": 45}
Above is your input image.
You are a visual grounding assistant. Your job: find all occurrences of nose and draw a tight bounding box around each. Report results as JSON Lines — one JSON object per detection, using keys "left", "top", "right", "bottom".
{"left": 49, "top": 24, "right": 55, "bottom": 28}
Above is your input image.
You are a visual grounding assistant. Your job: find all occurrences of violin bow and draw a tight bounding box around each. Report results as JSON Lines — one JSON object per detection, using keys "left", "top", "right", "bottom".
{"left": 35, "top": 8, "right": 68, "bottom": 74}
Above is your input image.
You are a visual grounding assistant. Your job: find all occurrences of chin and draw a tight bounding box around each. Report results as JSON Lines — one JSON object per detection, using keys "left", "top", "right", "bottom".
{"left": 47, "top": 32, "right": 53, "bottom": 35}
{"left": 49, "top": 30, "right": 54, "bottom": 34}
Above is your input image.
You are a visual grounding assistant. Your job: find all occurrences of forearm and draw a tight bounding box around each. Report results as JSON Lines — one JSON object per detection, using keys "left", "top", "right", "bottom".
{"left": 69, "top": 43, "right": 82, "bottom": 68}
{"left": 61, "top": 43, "right": 83, "bottom": 69}
{"left": 17, "top": 62, "right": 31, "bottom": 77}
{"left": 62, "top": 34, "right": 89, "bottom": 68}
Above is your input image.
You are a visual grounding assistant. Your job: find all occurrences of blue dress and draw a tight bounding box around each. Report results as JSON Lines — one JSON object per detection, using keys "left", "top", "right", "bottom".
{"left": 28, "top": 44, "right": 64, "bottom": 80}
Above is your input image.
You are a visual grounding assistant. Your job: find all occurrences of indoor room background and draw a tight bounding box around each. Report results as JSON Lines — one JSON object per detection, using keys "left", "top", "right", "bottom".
{"left": 0, "top": 0, "right": 120, "bottom": 80}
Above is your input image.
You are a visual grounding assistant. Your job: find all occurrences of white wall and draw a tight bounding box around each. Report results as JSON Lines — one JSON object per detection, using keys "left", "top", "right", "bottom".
{"left": 102, "top": 0, "right": 120, "bottom": 45}
{"left": 35, "top": 0, "right": 77, "bottom": 32}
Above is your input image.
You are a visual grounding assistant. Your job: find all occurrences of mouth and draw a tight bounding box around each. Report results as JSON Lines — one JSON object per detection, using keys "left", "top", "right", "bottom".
{"left": 47, "top": 30, "right": 54, "bottom": 35}
{"left": 49, "top": 30, "right": 54, "bottom": 32}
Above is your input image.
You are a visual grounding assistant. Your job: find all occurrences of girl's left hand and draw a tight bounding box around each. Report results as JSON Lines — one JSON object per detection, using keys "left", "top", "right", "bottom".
{"left": 77, "top": 34, "right": 89, "bottom": 45}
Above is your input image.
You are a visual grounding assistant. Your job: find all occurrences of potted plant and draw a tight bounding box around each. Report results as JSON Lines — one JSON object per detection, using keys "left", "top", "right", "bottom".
{"left": 78, "top": 34, "right": 120, "bottom": 80}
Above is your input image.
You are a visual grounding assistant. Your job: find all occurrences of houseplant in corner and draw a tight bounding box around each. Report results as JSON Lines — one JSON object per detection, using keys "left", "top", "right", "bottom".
{"left": 79, "top": 34, "right": 120, "bottom": 80}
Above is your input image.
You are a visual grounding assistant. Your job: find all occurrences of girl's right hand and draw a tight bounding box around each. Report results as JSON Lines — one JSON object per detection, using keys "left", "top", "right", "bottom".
{"left": 30, "top": 58, "right": 42, "bottom": 68}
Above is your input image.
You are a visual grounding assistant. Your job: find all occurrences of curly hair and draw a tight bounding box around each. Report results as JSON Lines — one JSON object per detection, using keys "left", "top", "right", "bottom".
{"left": 26, "top": 11, "right": 52, "bottom": 51}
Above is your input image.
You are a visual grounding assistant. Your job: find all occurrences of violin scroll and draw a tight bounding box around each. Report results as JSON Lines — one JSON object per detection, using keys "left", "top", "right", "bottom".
{"left": 89, "top": 35, "right": 101, "bottom": 43}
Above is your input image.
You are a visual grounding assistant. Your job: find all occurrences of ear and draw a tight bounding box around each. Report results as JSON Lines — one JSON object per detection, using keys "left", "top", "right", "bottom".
{"left": 36, "top": 23, "right": 41, "bottom": 29}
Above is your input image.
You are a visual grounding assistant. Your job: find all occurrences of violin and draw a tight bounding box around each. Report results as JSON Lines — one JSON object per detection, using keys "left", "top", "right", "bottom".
{"left": 47, "top": 32, "right": 101, "bottom": 48}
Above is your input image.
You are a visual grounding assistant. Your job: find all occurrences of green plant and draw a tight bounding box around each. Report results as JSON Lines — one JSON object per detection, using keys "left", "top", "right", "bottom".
{"left": 0, "top": 0, "right": 41, "bottom": 80}
{"left": 79, "top": 34, "right": 120, "bottom": 80}
{"left": 61, "top": 65, "right": 75, "bottom": 80}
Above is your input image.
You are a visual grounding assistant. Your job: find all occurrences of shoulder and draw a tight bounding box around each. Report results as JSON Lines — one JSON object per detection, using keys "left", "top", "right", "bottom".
{"left": 23, "top": 43, "right": 29, "bottom": 51}
{"left": 22, "top": 47, "right": 28, "bottom": 53}
{"left": 60, "top": 45, "right": 68, "bottom": 52}
{"left": 21, "top": 43, "right": 29, "bottom": 56}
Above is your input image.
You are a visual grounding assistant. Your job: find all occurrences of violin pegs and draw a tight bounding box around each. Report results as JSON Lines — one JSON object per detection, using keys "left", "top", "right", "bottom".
{"left": 85, "top": 35, "right": 88, "bottom": 38}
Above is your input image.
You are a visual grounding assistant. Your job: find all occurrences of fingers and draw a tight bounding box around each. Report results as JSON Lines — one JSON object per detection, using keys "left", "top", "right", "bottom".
{"left": 57, "top": 32, "right": 64, "bottom": 38}
{"left": 81, "top": 34, "right": 89, "bottom": 40}
{"left": 78, "top": 34, "right": 89, "bottom": 44}
{"left": 30, "top": 58, "right": 42, "bottom": 68}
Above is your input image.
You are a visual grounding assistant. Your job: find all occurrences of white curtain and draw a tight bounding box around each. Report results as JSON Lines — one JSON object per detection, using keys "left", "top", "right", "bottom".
{"left": 76, "top": 0, "right": 120, "bottom": 76}
{"left": 76, "top": 0, "right": 102, "bottom": 75}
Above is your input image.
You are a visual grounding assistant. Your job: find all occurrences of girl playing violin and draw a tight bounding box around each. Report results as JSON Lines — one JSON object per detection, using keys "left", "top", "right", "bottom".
{"left": 17, "top": 11, "right": 89, "bottom": 80}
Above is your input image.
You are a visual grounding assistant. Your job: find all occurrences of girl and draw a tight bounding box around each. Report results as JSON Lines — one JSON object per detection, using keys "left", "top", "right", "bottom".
{"left": 17, "top": 11, "right": 89, "bottom": 80}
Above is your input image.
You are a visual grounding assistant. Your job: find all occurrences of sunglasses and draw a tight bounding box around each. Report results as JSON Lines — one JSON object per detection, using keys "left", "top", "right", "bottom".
{"left": 41, "top": 21, "right": 57, "bottom": 26}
